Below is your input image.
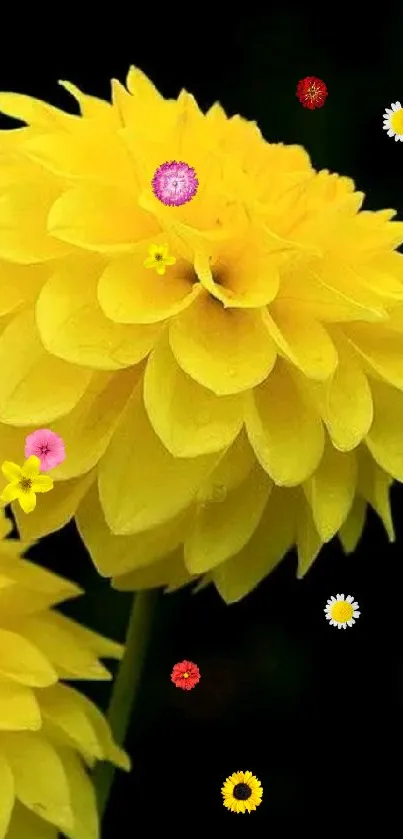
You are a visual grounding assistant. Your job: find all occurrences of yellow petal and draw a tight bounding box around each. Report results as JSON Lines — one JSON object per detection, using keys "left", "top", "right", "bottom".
{"left": 0, "top": 484, "right": 19, "bottom": 504}
{"left": 338, "top": 497, "right": 367, "bottom": 554}
{"left": 31, "top": 475, "right": 53, "bottom": 493}
{"left": 194, "top": 239, "right": 280, "bottom": 308}
{"left": 76, "top": 483, "right": 190, "bottom": 577}
{"left": 57, "top": 748, "right": 99, "bottom": 839}
{"left": 13, "top": 472, "right": 95, "bottom": 542}
{"left": 366, "top": 377, "right": 403, "bottom": 481}
{"left": 306, "top": 259, "right": 388, "bottom": 321}
{"left": 296, "top": 493, "right": 323, "bottom": 578}
{"left": 264, "top": 302, "right": 338, "bottom": 381}
{"left": 357, "top": 447, "right": 394, "bottom": 540}
{"left": 63, "top": 689, "right": 130, "bottom": 771}
{"left": 1, "top": 461, "right": 21, "bottom": 482}
{"left": 212, "top": 487, "right": 297, "bottom": 602}
{"left": 22, "top": 456, "right": 41, "bottom": 479}
{"left": 345, "top": 322, "right": 403, "bottom": 390}
{"left": 22, "top": 124, "right": 138, "bottom": 191}
{"left": 0, "top": 91, "right": 76, "bottom": 129}
{"left": 302, "top": 330, "right": 373, "bottom": 451}
{"left": 98, "top": 382, "right": 219, "bottom": 535}
{"left": 0, "top": 678, "right": 41, "bottom": 731}
{"left": 0, "top": 732, "right": 73, "bottom": 832}
{"left": 59, "top": 80, "right": 118, "bottom": 126}
{"left": 0, "top": 182, "right": 72, "bottom": 264}
{"left": 36, "top": 261, "right": 161, "bottom": 370}
{"left": 113, "top": 548, "right": 192, "bottom": 594}
{"left": 303, "top": 442, "right": 357, "bottom": 542}
{"left": 39, "top": 684, "right": 104, "bottom": 763}
{"left": 6, "top": 801, "right": 58, "bottom": 839}
{"left": 0, "top": 628, "right": 57, "bottom": 687}
{"left": 98, "top": 251, "right": 200, "bottom": 324}
{"left": 276, "top": 262, "right": 387, "bottom": 324}
{"left": 184, "top": 463, "right": 272, "bottom": 573}
{"left": 169, "top": 290, "right": 277, "bottom": 395}
{"left": 18, "top": 613, "right": 112, "bottom": 681}
{"left": 18, "top": 490, "right": 37, "bottom": 514}
{"left": 50, "top": 370, "right": 139, "bottom": 481}
{"left": 245, "top": 360, "right": 324, "bottom": 485}
{"left": 48, "top": 184, "right": 159, "bottom": 253}
{"left": 144, "top": 333, "right": 244, "bottom": 456}
{"left": 0, "top": 750, "right": 14, "bottom": 839}
{"left": 0, "top": 262, "right": 48, "bottom": 316}
{"left": 0, "top": 309, "right": 92, "bottom": 425}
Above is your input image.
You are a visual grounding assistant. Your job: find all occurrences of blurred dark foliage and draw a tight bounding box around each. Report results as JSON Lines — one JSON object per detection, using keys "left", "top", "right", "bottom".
{"left": 1, "top": 1, "right": 402, "bottom": 831}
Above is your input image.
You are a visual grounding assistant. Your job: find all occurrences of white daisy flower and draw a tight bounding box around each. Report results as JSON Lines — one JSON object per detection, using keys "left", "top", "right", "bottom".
{"left": 324, "top": 594, "right": 360, "bottom": 629}
{"left": 383, "top": 101, "right": 403, "bottom": 141}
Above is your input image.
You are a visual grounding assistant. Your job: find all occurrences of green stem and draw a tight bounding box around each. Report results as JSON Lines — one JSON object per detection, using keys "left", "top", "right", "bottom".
{"left": 94, "top": 590, "right": 157, "bottom": 819}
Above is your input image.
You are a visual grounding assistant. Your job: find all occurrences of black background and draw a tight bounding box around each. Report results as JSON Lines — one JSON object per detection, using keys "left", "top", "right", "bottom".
{"left": 2, "top": 2, "right": 402, "bottom": 831}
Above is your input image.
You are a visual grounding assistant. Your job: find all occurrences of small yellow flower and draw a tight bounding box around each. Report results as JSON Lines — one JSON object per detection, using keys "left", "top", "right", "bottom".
{"left": 1, "top": 455, "right": 53, "bottom": 514}
{"left": 221, "top": 770, "right": 263, "bottom": 813}
{"left": 143, "top": 243, "right": 176, "bottom": 276}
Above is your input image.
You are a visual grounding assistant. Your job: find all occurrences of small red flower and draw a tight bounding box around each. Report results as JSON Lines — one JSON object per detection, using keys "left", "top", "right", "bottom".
{"left": 296, "top": 76, "right": 328, "bottom": 110}
{"left": 171, "top": 660, "right": 201, "bottom": 691}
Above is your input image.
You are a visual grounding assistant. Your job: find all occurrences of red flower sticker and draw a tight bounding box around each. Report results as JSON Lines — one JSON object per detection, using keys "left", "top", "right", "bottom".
{"left": 296, "top": 76, "right": 328, "bottom": 109}
{"left": 171, "top": 660, "right": 201, "bottom": 691}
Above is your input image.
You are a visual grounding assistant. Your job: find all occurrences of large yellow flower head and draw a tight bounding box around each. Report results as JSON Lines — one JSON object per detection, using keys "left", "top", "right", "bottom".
{"left": 0, "top": 67, "right": 402, "bottom": 601}
{"left": 0, "top": 510, "right": 129, "bottom": 838}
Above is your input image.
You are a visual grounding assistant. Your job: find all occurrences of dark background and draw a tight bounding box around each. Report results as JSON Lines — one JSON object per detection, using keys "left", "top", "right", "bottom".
{"left": 3, "top": 2, "right": 402, "bottom": 831}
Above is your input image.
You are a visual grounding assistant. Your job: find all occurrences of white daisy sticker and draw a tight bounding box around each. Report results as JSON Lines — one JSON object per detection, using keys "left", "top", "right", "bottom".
{"left": 383, "top": 101, "right": 403, "bottom": 141}
{"left": 324, "top": 594, "right": 360, "bottom": 629}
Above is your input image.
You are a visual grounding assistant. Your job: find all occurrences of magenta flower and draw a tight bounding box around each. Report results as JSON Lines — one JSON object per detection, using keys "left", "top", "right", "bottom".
{"left": 152, "top": 161, "right": 199, "bottom": 206}
{"left": 24, "top": 429, "right": 66, "bottom": 472}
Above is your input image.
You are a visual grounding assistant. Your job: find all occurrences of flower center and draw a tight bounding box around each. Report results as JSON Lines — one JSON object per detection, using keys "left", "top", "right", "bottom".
{"left": 233, "top": 783, "right": 252, "bottom": 801}
{"left": 183, "top": 672, "right": 189, "bottom": 678}
{"left": 330, "top": 601, "right": 353, "bottom": 622}
{"left": 19, "top": 477, "right": 32, "bottom": 493}
{"left": 39, "top": 444, "right": 50, "bottom": 455}
{"left": 390, "top": 109, "right": 403, "bottom": 133}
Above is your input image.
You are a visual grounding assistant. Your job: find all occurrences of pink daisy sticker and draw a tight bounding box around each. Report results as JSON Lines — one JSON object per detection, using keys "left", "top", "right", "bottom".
{"left": 152, "top": 161, "right": 198, "bottom": 206}
{"left": 24, "top": 429, "right": 66, "bottom": 472}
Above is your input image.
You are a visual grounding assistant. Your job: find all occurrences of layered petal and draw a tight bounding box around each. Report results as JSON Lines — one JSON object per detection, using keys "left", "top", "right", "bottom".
{"left": 366, "top": 377, "right": 403, "bottom": 481}
{"left": 0, "top": 732, "right": 73, "bottom": 833}
{"left": 48, "top": 185, "right": 159, "bottom": 252}
{"left": 143, "top": 333, "right": 244, "bottom": 456}
{"left": 303, "top": 440, "right": 357, "bottom": 542}
{"left": 98, "top": 381, "right": 219, "bottom": 535}
{"left": 169, "top": 291, "right": 277, "bottom": 395}
{"left": 36, "top": 260, "right": 160, "bottom": 370}
{"left": 0, "top": 309, "right": 92, "bottom": 425}
{"left": 184, "top": 461, "right": 271, "bottom": 573}
{"left": 212, "top": 487, "right": 297, "bottom": 603}
{"left": 98, "top": 247, "right": 200, "bottom": 325}
{"left": 245, "top": 360, "right": 324, "bottom": 485}
{"left": 76, "top": 483, "right": 190, "bottom": 578}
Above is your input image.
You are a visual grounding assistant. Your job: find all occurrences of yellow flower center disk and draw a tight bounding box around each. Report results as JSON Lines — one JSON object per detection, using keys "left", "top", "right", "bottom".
{"left": 390, "top": 109, "right": 403, "bottom": 134}
{"left": 183, "top": 672, "right": 189, "bottom": 678}
{"left": 330, "top": 601, "right": 353, "bottom": 622}
{"left": 19, "top": 477, "right": 32, "bottom": 493}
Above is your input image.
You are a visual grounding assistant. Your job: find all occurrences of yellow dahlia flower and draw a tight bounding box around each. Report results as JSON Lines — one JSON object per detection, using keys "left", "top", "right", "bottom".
{"left": 0, "top": 68, "right": 402, "bottom": 601}
{"left": 0, "top": 509, "right": 129, "bottom": 838}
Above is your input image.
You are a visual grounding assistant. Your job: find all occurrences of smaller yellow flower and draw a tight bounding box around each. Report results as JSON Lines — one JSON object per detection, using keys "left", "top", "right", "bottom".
{"left": 1, "top": 455, "right": 53, "bottom": 513}
{"left": 143, "top": 243, "right": 176, "bottom": 276}
{"left": 221, "top": 770, "right": 263, "bottom": 813}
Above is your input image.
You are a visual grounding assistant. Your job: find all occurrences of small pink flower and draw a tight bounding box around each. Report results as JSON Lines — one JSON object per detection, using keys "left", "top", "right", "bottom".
{"left": 152, "top": 161, "right": 198, "bottom": 206}
{"left": 24, "top": 429, "right": 66, "bottom": 472}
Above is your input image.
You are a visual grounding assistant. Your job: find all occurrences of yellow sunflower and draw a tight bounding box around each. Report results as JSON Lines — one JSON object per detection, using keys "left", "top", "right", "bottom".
{"left": 0, "top": 68, "right": 402, "bottom": 601}
{"left": 0, "top": 508, "right": 129, "bottom": 838}
{"left": 221, "top": 770, "right": 263, "bottom": 813}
